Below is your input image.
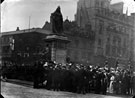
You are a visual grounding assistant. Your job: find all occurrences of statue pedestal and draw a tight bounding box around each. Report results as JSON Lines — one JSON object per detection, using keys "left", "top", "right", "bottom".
{"left": 44, "top": 34, "right": 70, "bottom": 64}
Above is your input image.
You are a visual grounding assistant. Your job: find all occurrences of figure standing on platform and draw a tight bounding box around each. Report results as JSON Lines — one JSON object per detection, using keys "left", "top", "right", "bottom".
{"left": 50, "top": 6, "right": 63, "bottom": 34}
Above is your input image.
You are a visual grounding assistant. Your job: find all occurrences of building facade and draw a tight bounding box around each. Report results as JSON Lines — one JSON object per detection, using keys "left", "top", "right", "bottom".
{"left": 0, "top": 28, "right": 52, "bottom": 65}
{"left": 75, "top": 0, "right": 135, "bottom": 68}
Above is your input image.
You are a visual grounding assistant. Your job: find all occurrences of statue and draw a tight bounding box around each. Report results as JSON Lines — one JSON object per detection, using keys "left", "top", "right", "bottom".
{"left": 50, "top": 6, "right": 63, "bottom": 34}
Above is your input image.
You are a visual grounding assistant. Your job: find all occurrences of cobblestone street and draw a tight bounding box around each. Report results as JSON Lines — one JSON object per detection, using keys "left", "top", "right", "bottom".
{"left": 1, "top": 81, "right": 132, "bottom": 98}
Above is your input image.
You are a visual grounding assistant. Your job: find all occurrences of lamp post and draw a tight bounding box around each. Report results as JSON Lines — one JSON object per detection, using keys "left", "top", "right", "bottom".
{"left": 0, "top": 32, "right": 2, "bottom": 94}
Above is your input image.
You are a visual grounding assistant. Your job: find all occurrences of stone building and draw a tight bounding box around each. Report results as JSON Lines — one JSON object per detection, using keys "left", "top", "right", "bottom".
{"left": 75, "top": 0, "right": 135, "bottom": 68}
{"left": 0, "top": 28, "right": 53, "bottom": 65}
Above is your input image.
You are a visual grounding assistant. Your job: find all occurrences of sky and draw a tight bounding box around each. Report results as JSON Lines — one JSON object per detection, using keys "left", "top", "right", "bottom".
{"left": 1, "top": 0, "right": 135, "bottom": 32}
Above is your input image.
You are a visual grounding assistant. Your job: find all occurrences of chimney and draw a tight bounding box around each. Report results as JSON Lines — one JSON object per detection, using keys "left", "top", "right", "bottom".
{"left": 16, "top": 27, "right": 20, "bottom": 31}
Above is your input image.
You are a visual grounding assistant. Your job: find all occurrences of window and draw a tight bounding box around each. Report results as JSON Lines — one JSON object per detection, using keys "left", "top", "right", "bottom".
{"left": 113, "top": 37, "right": 116, "bottom": 46}
{"left": 99, "top": 20, "right": 104, "bottom": 34}
{"left": 87, "top": 52, "right": 91, "bottom": 61}
{"left": 97, "top": 47, "right": 103, "bottom": 55}
{"left": 131, "top": 31, "right": 134, "bottom": 36}
{"left": 123, "top": 39, "right": 126, "bottom": 47}
{"left": 74, "top": 51, "right": 78, "bottom": 61}
{"left": 107, "top": 37, "right": 110, "bottom": 44}
{"left": 106, "top": 45, "right": 110, "bottom": 56}
{"left": 95, "top": 0, "right": 99, "bottom": 7}
{"left": 101, "top": 1, "right": 104, "bottom": 8}
{"left": 118, "top": 37, "right": 121, "bottom": 47}
{"left": 24, "top": 53, "right": 29, "bottom": 58}
{"left": 98, "top": 39, "right": 102, "bottom": 46}
{"left": 112, "top": 46, "right": 116, "bottom": 57}
{"left": 3, "top": 46, "right": 10, "bottom": 53}
{"left": 75, "top": 40, "right": 79, "bottom": 48}
{"left": 17, "top": 53, "right": 22, "bottom": 56}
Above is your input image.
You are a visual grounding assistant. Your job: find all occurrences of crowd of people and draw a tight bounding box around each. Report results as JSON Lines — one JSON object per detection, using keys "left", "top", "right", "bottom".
{"left": 33, "top": 60, "right": 135, "bottom": 95}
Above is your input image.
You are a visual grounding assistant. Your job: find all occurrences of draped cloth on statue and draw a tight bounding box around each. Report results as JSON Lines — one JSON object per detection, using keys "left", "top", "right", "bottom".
{"left": 50, "top": 6, "right": 63, "bottom": 34}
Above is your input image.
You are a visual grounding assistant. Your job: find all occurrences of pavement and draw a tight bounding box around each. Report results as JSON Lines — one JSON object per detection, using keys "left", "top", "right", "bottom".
{"left": 1, "top": 79, "right": 133, "bottom": 98}
{"left": 5, "top": 79, "right": 33, "bottom": 87}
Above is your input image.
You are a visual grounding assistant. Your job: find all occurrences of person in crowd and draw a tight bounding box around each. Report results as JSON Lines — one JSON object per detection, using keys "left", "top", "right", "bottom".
{"left": 1, "top": 62, "right": 8, "bottom": 81}
{"left": 94, "top": 68, "right": 102, "bottom": 94}
{"left": 33, "top": 61, "right": 45, "bottom": 88}
{"left": 108, "top": 71, "right": 115, "bottom": 93}
{"left": 101, "top": 69, "right": 108, "bottom": 95}
{"left": 131, "top": 73, "right": 135, "bottom": 95}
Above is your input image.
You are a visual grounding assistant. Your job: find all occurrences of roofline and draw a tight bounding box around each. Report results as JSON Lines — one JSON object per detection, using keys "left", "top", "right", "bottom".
{"left": 1, "top": 28, "right": 52, "bottom": 36}
{"left": 111, "top": 2, "right": 124, "bottom": 5}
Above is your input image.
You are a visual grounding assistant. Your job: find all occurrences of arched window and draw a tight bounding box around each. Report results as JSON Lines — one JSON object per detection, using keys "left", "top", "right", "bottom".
{"left": 75, "top": 39, "right": 79, "bottom": 48}
{"left": 117, "top": 37, "right": 121, "bottom": 47}
{"left": 99, "top": 20, "right": 104, "bottom": 34}
{"left": 113, "top": 37, "right": 116, "bottom": 46}
{"left": 107, "top": 37, "right": 110, "bottom": 44}
{"left": 106, "top": 45, "right": 110, "bottom": 56}
{"left": 101, "top": 1, "right": 104, "bottom": 8}
{"left": 95, "top": 0, "right": 99, "bottom": 7}
{"left": 98, "top": 38, "right": 102, "bottom": 46}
